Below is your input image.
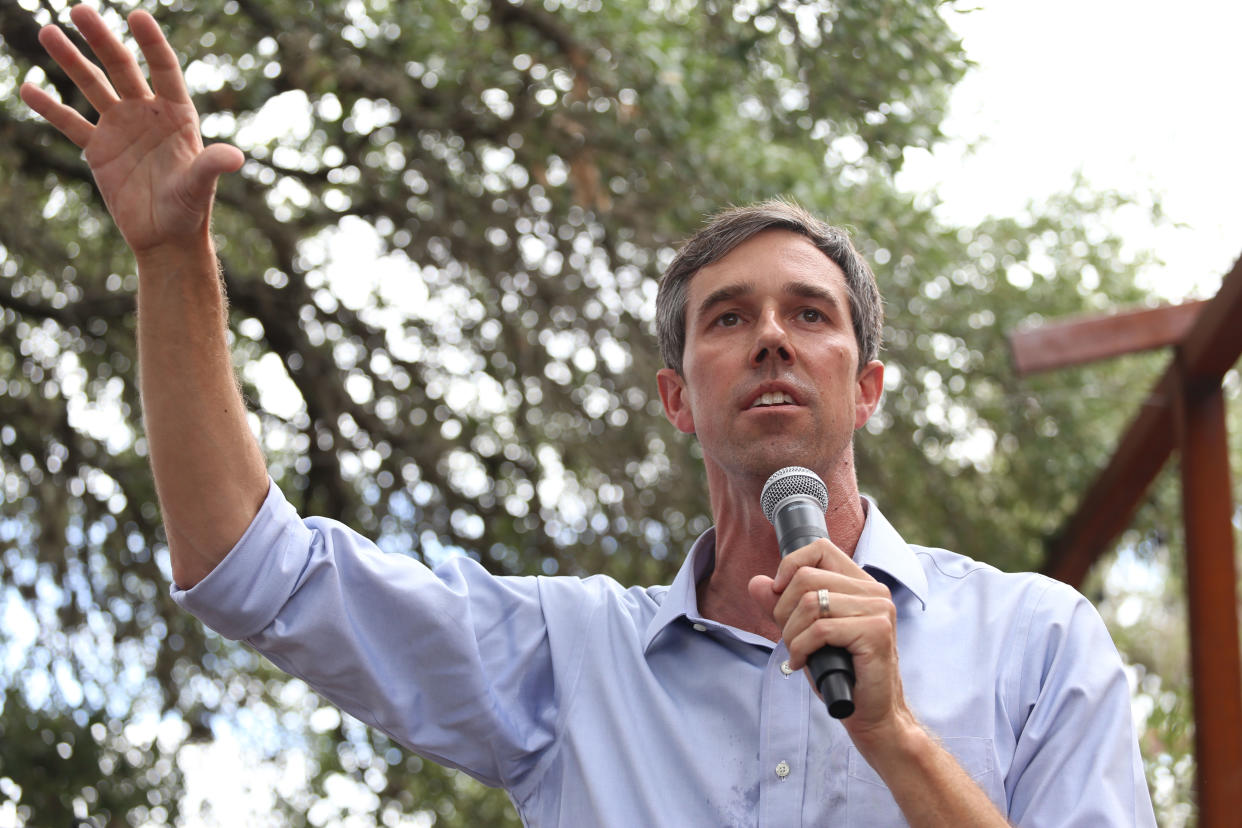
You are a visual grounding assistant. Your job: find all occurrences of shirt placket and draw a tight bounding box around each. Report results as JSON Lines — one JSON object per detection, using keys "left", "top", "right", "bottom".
{"left": 758, "top": 642, "right": 810, "bottom": 827}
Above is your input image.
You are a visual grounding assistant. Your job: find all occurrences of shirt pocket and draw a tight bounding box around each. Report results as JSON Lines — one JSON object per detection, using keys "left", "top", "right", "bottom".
{"left": 846, "top": 736, "right": 996, "bottom": 827}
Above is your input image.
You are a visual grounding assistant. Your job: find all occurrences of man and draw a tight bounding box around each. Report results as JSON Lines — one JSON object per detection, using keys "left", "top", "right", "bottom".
{"left": 21, "top": 7, "right": 1155, "bottom": 825}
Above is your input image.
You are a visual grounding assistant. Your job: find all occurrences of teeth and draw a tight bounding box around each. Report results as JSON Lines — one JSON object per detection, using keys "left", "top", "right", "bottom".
{"left": 753, "top": 391, "right": 794, "bottom": 407}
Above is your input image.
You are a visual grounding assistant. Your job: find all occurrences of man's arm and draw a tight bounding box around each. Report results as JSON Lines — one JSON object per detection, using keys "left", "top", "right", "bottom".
{"left": 848, "top": 714, "right": 1010, "bottom": 827}
{"left": 20, "top": 6, "right": 268, "bottom": 587}
{"left": 1004, "top": 583, "right": 1156, "bottom": 827}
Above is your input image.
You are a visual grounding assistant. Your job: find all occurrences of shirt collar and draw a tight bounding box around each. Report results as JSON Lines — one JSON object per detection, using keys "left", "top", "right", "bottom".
{"left": 642, "top": 526, "right": 718, "bottom": 653}
{"left": 853, "top": 495, "right": 929, "bottom": 611}
{"left": 641, "top": 496, "right": 927, "bottom": 653}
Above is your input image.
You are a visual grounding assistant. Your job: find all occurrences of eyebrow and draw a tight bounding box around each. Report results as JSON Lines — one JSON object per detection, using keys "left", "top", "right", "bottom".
{"left": 694, "top": 280, "right": 843, "bottom": 320}
{"left": 695, "top": 283, "right": 754, "bottom": 320}
{"left": 785, "top": 280, "right": 843, "bottom": 309}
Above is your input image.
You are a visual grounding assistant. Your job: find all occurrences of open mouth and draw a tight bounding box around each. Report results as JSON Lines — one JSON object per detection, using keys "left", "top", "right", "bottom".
{"left": 749, "top": 391, "right": 797, "bottom": 408}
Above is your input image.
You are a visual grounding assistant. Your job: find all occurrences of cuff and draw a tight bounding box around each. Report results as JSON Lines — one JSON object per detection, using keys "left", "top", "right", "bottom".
{"left": 170, "top": 477, "right": 315, "bottom": 640}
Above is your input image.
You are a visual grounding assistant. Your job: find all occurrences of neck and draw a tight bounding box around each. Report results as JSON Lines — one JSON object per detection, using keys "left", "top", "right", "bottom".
{"left": 695, "top": 451, "right": 868, "bottom": 640}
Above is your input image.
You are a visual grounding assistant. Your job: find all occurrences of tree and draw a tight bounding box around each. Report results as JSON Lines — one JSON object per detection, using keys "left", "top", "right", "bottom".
{"left": 0, "top": 0, "right": 1189, "bottom": 824}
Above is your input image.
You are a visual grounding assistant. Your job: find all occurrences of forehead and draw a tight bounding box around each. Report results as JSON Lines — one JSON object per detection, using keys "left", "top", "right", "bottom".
{"left": 686, "top": 229, "right": 848, "bottom": 310}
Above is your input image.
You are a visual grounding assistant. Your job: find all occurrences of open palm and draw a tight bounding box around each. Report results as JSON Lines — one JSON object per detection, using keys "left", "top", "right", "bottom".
{"left": 19, "top": 6, "right": 242, "bottom": 256}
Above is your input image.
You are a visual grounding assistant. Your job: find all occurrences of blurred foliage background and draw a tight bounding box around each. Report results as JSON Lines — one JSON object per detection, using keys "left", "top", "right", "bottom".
{"left": 0, "top": 0, "right": 1229, "bottom": 825}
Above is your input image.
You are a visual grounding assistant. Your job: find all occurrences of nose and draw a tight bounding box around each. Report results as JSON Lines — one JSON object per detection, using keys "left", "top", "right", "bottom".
{"left": 750, "top": 308, "right": 793, "bottom": 367}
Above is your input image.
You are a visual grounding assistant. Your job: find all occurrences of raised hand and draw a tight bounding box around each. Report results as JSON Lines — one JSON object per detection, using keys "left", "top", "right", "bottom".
{"left": 19, "top": 5, "right": 243, "bottom": 257}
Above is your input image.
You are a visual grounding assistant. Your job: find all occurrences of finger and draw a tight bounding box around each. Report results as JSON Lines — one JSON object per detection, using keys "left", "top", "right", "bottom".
{"left": 19, "top": 82, "right": 95, "bottom": 148}
{"left": 784, "top": 587, "right": 835, "bottom": 638}
{"left": 37, "top": 24, "right": 120, "bottom": 114}
{"left": 128, "top": 10, "right": 191, "bottom": 104}
{"left": 773, "top": 538, "right": 870, "bottom": 591}
{"left": 786, "top": 606, "right": 896, "bottom": 670}
{"left": 70, "top": 4, "right": 152, "bottom": 100}
{"left": 786, "top": 615, "right": 869, "bottom": 671}
{"left": 786, "top": 618, "right": 851, "bottom": 671}
{"left": 771, "top": 569, "right": 858, "bottom": 627}
{"left": 182, "top": 143, "right": 245, "bottom": 205}
{"left": 747, "top": 574, "right": 780, "bottom": 619}
{"left": 772, "top": 563, "right": 892, "bottom": 627}
{"left": 772, "top": 540, "right": 836, "bottom": 590}
{"left": 783, "top": 589, "right": 887, "bottom": 644}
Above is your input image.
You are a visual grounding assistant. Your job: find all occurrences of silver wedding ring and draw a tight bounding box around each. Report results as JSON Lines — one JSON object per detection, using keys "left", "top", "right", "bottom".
{"left": 817, "top": 588, "right": 831, "bottom": 617}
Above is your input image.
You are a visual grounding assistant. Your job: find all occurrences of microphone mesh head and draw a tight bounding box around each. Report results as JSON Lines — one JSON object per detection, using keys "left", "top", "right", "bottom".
{"left": 760, "top": 466, "right": 829, "bottom": 524}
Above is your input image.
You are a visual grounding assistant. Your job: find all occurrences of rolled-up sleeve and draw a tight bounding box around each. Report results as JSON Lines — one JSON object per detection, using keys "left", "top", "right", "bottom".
{"left": 1004, "top": 580, "right": 1155, "bottom": 827}
{"left": 172, "top": 479, "right": 565, "bottom": 790}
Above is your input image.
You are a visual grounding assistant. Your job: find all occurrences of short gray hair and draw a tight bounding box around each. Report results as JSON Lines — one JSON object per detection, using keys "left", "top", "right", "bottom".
{"left": 655, "top": 199, "right": 884, "bottom": 375}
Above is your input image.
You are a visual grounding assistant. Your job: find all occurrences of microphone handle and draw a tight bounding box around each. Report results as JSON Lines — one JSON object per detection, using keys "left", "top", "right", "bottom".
{"left": 773, "top": 501, "right": 856, "bottom": 719}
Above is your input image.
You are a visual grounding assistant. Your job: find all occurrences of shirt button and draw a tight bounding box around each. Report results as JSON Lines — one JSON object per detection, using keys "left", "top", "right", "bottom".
{"left": 780, "top": 659, "right": 793, "bottom": 676}
{"left": 775, "top": 761, "right": 791, "bottom": 779}
{"left": 692, "top": 623, "right": 707, "bottom": 632}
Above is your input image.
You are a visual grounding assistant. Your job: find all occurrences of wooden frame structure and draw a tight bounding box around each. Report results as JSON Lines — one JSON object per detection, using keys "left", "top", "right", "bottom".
{"left": 1010, "top": 254, "right": 1242, "bottom": 827}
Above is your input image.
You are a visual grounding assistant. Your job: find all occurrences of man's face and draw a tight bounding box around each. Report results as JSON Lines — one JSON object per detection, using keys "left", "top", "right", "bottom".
{"left": 657, "top": 230, "right": 883, "bottom": 484}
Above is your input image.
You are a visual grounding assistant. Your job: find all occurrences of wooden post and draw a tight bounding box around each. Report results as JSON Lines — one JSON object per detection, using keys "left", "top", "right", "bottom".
{"left": 1175, "top": 362, "right": 1242, "bottom": 826}
{"left": 1014, "top": 252, "right": 1242, "bottom": 821}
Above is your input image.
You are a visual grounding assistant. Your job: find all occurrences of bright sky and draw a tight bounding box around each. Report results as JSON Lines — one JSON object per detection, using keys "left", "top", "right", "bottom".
{"left": 897, "top": 0, "right": 1242, "bottom": 302}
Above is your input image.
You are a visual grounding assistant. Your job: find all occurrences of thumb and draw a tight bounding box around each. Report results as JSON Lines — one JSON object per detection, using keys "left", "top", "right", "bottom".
{"left": 747, "top": 574, "right": 780, "bottom": 618}
{"left": 183, "top": 142, "right": 244, "bottom": 207}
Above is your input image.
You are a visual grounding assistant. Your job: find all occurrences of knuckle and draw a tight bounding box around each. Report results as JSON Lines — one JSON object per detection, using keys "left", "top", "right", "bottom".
{"left": 864, "top": 613, "right": 894, "bottom": 641}
{"left": 802, "top": 619, "right": 830, "bottom": 647}
{"left": 776, "top": 556, "right": 801, "bottom": 581}
{"left": 784, "top": 566, "right": 814, "bottom": 593}
{"left": 810, "top": 537, "right": 833, "bottom": 554}
{"left": 867, "top": 580, "right": 891, "bottom": 600}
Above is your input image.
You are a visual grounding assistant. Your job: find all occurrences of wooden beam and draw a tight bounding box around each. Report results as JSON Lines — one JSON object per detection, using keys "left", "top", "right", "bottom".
{"left": 1176, "top": 370, "right": 1242, "bottom": 827}
{"left": 1042, "top": 252, "right": 1242, "bottom": 586}
{"left": 1010, "top": 300, "right": 1206, "bottom": 376}
{"left": 1178, "top": 255, "right": 1242, "bottom": 388}
{"left": 1041, "top": 374, "right": 1176, "bottom": 586}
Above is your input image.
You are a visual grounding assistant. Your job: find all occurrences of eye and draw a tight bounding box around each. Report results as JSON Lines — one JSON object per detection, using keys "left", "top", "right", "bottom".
{"left": 798, "top": 308, "right": 825, "bottom": 323}
{"left": 715, "top": 311, "right": 742, "bottom": 328}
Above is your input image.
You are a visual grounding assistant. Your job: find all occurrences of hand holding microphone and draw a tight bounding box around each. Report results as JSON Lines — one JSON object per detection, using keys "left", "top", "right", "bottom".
{"left": 760, "top": 466, "right": 856, "bottom": 719}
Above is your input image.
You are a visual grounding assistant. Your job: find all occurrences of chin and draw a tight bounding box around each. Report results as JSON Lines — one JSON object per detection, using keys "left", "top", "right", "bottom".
{"left": 731, "top": 448, "right": 814, "bottom": 483}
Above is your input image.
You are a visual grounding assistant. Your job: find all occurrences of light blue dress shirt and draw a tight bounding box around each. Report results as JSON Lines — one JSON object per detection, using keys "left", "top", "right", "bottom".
{"left": 173, "top": 480, "right": 1156, "bottom": 826}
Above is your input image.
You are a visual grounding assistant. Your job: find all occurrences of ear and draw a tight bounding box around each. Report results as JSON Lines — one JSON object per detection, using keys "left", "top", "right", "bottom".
{"left": 853, "top": 360, "right": 884, "bottom": 430}
{"left": 657, "top": 368, "right": 696, "bottom": 434}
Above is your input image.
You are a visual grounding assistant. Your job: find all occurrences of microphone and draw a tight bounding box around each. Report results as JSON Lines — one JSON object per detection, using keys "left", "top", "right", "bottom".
{"left": 760, "top": 466, "right": 855, "bottom": 719}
